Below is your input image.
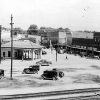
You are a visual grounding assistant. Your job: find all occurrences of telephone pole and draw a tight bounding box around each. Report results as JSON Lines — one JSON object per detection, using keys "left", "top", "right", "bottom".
{"left": 0, "top": 25, "right": 1, "bottom": 64}
{"left": 55, "top": 44, "right": 58, "bottom": 62}
{"left": 10, "top": 14, "right": 14, "bottom": 80}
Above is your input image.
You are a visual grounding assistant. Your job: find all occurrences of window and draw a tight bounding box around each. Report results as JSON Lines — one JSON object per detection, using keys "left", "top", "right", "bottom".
{"left": 3, "top": 52, "right": 5, "bottom": 57}
{"left": 95, "top": 38, "right": 96, "bottom": 42}
{"left": 14, "top": 52, "right": 17, "bottom": 57}
{"left": 8, "top": 51, "right": 11, "bottom": 57}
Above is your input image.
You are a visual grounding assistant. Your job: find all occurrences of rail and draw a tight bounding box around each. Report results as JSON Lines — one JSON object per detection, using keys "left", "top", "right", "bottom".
{"left": 1, "top": 88, "right": 100, "bottom": 99}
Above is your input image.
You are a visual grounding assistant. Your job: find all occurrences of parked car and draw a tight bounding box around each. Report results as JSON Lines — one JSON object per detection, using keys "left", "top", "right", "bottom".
{"left": 22, "top": 65, "right": 40, "bottom": 74}
{"left": 57, "top": 48, "right": 65, "bottom": 54}
{"left": 42, "top": 50, "right": 47, "bottom": 55}
{"left": 36, "top": 59, "right": 52, "bottom": 66}
{"left": 0, "top": 69, "right": 4, "bottom": 78}
{"left": 43, "top": 46, "right": 46, "bottom": 49}
{"left": 41, "top": 68, "right": 64, "bottom": 80}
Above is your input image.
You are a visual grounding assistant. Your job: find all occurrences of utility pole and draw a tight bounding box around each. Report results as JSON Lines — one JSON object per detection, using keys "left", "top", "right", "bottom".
{"left": 50, "top": 40, "right": 52, "bottom": 53}
{"left": 10, "top": 14, "right": 14, "bottom": 80}
{"left": 0, "top": 25, "right": 1, "bottom": 64}
{"left": 55, "top": 44, "right": 58, "bottom": 62}
{"left": 56, "top": 49, "right": 57, "bottom": 61}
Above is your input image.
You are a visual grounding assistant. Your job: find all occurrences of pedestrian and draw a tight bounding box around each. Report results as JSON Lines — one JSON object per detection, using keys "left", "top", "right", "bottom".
{"left": 66, "top": 55, "right": 68, "bottom": 60}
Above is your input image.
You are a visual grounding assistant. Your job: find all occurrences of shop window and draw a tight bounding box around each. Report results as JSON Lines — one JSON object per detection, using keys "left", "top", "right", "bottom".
{"left": 14, "top": 52, "right": 17, "bottom": 57}
{"left": 8, "top": 51, "right": 11, "bottom": 57}
{"left": 3, "top": 52, "right": 5, "bottom": 57}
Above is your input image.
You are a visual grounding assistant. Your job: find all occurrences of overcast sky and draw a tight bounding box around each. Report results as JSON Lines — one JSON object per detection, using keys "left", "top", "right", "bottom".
{"left": 0, "top": 0, "right": 100, "bottom": 31}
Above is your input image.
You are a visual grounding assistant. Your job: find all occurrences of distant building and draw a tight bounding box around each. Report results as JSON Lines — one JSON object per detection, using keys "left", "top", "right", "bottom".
{"left": 1, "top": 40, "right": 43, "bottom": 60}
{"left": 47, "top": 30, "right": 72, "bottom": 45}
{"left": 71, "top": 31, "right": 94, "bottom": 47}
{"left": 38, "top": 28, "right": 72, "bottom": 47}
{"left": 1, "top": 30, "right": 25, "bottom": 43}
{"left": 27, "top": 35, "right": 41, "bottom": 44}
{"left": 38, "top": 29, "right": 47, "bottom": 37}
{"left": 71, "top": 31, "right": 93, "bottom": 39}
{"left": 1, "top": 30, "right": 11, "bottom": 41}
{"left": 20, "top": 34, "right": 41, "bottom": 45}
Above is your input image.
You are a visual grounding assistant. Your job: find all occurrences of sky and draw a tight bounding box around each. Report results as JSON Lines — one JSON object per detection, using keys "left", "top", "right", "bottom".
{"left": 0, "top": 0, "right": 100, "bottom": 31}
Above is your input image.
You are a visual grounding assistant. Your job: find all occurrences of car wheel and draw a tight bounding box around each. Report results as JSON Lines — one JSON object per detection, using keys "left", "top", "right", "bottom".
{"left": 41, "top": 75, "right": 45, "bottom": 79}
{"left": 34, "top": 70, "right": 38, "bottom": 74}
{"left": 53, "top": 76, "right": 57, "bottom": 80}
{"left": 0, "top": 74, "right": 4, "bottom": 79}
{"left": 22, "top": 71, "right": 25, "bottom": 74}
{"left": 36, "top": 71, "right": 38, "bottom": 74}
{"left": 59, "top": 72, "right": 64, "bottom": 78}
{"left": 25, "top": 69, "right": 30, "bottom": 74}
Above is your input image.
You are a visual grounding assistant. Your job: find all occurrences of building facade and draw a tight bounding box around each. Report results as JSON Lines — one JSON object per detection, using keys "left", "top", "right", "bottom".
{"left": 1, "top": 40, "right": 42, "bottom": 60}
{"left": 47, "top": 30, "right": 72, "bottom": 45}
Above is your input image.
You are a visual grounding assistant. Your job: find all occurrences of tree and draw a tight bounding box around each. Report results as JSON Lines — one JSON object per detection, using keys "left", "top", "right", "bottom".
{"left": 27, "top": 24, "right": 38, "bottom": 35}
{"left": 40, "top": 27, "right": 46, "bottom": 30}
{"left": 13, "top": 27, "right": 23, "bottom": 35}
{"left": 65, "top": 28, "right": 70, "bottom": 31}
{"left": 58, "top": 27, "right": 63, "bottom": 30}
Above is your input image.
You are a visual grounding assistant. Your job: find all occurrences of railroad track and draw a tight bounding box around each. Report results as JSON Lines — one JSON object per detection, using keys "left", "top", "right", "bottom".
{"left": 1, "top": 88, "right": 100, "bottom": 100}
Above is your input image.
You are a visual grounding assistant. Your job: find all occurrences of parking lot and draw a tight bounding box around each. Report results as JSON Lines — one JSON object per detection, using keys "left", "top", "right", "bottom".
{"left": 0, "top": 49, "right": 100, "bottom": 89}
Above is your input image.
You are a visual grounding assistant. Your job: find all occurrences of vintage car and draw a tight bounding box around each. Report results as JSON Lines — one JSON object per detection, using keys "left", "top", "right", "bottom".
{"left": 36, "top": 59, "right": 52, "bottom": 66}
{"left": 0, "top": 69, "right": 4, "bottom": 78}
{"left": 22, "top": 65, "right": 40, "bottom": 74}
{"left": 41, "top": 68, "right": 64, "bottom": 80}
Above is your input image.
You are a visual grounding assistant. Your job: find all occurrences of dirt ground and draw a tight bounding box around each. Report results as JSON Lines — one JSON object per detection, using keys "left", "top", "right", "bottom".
{"left": 0, "top": 49, "right": 100, "bottom": 89}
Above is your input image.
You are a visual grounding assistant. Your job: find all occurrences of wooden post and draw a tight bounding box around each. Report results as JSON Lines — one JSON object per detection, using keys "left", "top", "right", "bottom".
{"left": 28, "top": 50, "right": 29, "bottom": 59}
{"left": 92, "top": 47, "right": 94, "bottom": 57}
{"left": 0, "top": 25, "right": 1, "bottom": 64}
{"left": 22, "top": 50, "right": 24, "bottom": 61}
{"left": 56, "top": 49, "right": 57, "bottom": 62}
{"left": 10, "top": 14, "right": 14, "bottom": 80}
{"left": 31, "top": 49, "right": 33, "bottom": 60}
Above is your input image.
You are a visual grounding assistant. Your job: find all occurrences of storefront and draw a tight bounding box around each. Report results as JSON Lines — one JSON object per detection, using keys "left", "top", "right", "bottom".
{"left": 1, "top": 40, "right": 43, "bottom": 60}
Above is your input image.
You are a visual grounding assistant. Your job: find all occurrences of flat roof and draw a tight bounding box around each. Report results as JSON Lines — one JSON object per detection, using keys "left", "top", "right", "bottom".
{"left": 1, "top": 40, "right": 43, "bottom": 49}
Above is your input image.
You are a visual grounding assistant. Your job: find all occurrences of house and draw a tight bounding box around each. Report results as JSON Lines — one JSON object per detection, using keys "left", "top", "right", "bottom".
{"left": 1, "top": 40, "right": 43, "bottom": 60}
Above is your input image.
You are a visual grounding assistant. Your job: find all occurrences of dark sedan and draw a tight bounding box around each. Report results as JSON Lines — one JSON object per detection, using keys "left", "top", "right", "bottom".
{"left": 41, "top": 68, "right": 64, "bottom": 80}
{"left": 22, "top": 65, "right": 40, "bottom": 74}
